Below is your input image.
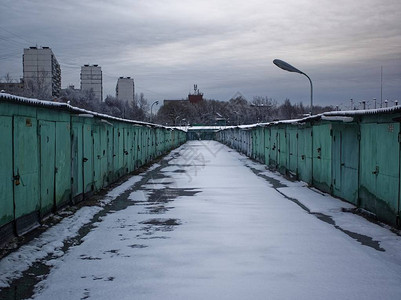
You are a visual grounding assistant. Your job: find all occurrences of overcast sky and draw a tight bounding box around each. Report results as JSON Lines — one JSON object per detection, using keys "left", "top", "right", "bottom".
{"left": 1, "top": 0, "right": 400, "bottom": 108}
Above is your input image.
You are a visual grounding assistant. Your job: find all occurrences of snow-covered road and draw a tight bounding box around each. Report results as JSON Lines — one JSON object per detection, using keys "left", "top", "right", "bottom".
{"left": 2, "top": 141, "right": 401, "bottom": 300}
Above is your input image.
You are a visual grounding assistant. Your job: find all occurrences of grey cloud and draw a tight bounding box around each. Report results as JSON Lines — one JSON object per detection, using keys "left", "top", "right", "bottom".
{"left": 1, "top": 0, "right": 400, "bottom": 107}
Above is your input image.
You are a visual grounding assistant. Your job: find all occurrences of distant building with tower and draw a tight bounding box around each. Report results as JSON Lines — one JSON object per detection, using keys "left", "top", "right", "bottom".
{"left": 80, "top": 64, "right": 103, "bottom": 102}
{"left": 163, "top": 84, "right": 204, "bottom": 106}
{"left": 23, "top": 46, "right": 61, "bottom": 98}
{"left": 116, "top": 77, "right": 135, "bottom": 104}
{"left": 188, "top": 84, "right": 203, "bottom": 103}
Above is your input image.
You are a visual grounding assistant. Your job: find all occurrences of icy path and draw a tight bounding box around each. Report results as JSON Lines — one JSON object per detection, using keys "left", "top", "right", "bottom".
{"left": 2, "top": 141, "right": 401, "bottom": 300}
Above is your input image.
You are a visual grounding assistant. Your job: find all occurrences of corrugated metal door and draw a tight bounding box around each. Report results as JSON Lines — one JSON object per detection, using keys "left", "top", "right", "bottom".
{"left": 133, "top": 127, "right": 139, "bottom": 169}
{"left": 264, "top": 127, "right": 270, "bottom": 166}
{"left": 298, "top": 126, "right": 312, "bottom": 184}
{"left": 92, "top": 126, "right": 102, "bottom": 191}
{"left": 288, "top": 127, "right": 298, "bottom": 175}
{"left": 278, "top": 128, "right": 287, "bottom": 171}
{"left": 129, "top": 128, "right": 135, "bottom": 172}
{"left": 332, "top": 129, "right": 342, "bottom": 191}
{"left": 123, "top": 128, "right": 129, "bottom": 174}
{"left": 71, "top": 122, "right": 83, "bottom": 199}
{"left": 107, "top": 129, "right": 113, "bottom": 183}
{"left": 99, "top": 126, "right": 108, "bottom": 187}
{"left": 0, "top": 116, "right": 13, "bottom": 228}
{"left": 332, "top": 124, "right": 359, "bottom": 204}
{"left": 13, "top": 116, "right": 39, "bottom": 233}
{"left": 258, "top": 128, "right": 265, "bottom": 163}
{"left": 83, "top": 123, "right": 93, "bottom": 194}
{"left": 55, "top": 122, "right": 71, "bottom": 207}
{"left": 360, "top": 122, "right": 400, "bottom": 224}
{"left": 117, "top": 127, "right": 124, "bottom": 175}
{"left": 270, "top": 128, "right": 278, "bottom": 167}
{"left": 39, "top": 120, "right": 56, "bottom": 216}
{"left": 112, "top": 127, "right": 119, "bottom": 179}
{"left": 312, "top": 124, "right": 332, "bottom": 193}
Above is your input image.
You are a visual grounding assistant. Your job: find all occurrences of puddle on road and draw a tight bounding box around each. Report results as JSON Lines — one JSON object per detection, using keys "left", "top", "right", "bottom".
{"left": 128, "top": 244, "right": 148, "bottom": 249}
{"left": 246, "top": 163, "right": 385, "bottom": 253}
{"left": 247, "top": 165, "right": 287, "bottom": 189}
{"left": 315, "top": 213, "right": 384, "bottom": 252}
{"left": 141, "top": 218, "right": 181, "bottom": 226}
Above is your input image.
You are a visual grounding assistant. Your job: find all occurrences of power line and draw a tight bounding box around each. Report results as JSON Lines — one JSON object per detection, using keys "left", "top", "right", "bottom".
{"left": 0, "top": 25, "right": 34, "bottom": 45}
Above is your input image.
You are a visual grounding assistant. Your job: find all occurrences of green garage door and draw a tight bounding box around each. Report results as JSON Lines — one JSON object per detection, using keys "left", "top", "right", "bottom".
{"left": 0, "top": 116, "right": 13, "bottom": 229}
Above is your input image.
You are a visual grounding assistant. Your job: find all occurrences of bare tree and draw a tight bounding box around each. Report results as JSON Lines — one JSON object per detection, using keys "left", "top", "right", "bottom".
{"left": 24, "top": 70, "right": 52, "bottom": 100}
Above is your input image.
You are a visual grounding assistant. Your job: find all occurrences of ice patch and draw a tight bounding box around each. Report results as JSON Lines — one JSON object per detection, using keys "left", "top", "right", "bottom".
{"left": 129, "top": 190, "right": 149, "bottom": 202}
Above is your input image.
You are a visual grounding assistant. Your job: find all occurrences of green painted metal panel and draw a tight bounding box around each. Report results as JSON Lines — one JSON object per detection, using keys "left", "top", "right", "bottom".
{"left": 287, "top": 126, "right": 298, "bottom": 174}
{"left": 251, "top": 130, "right": 256, "bottom": 159}
{"left": 312, "top": 124, "right": 332, "bottom": 192}
{"left": 83, "top": 123, "right": 93, "bottom": 194}
{"left": 0, "top": 116, "right": 14, "bottom": 227}
{"left": 145, "top": 128, "right": 150, "bottom": 163}
{"left": 360, "top": 122, "right": 400, "bottom": 224}
{"left": 130, "top": 127, "right": 136, "bottom": 171}
{"left": 92, "top": 125, "right": 102, "bottom": 191}
{"left": 106, "top": 128, "right": 113, "bottom": 183}
{"left": 98, "top": 125, "right": 108, "bottom": 187}
{"left": 117, "top": 126, "right": 124, "bottom": 175}
{"left": 264, "top": 127, "right": 271, "bottom": 166}
{"left": 270, "top": 127, "right": 278, "bottom": 167}
{"left": 297, "top": 126, "right": 312, "bottom": 184}
{"left": 13, "top": 116, "right": 39, "bottom": 219}
{"left": 142, "top": 128, "right": 147, "bottom": 165}
{"left": 71, "top": 122, "right": 83, "bottom": 198}
{"left": 112, "top": 127, "right": 119, "bottom": 179}
{"left": 332, "top": 124, "right": 359, "bottom": 204}
{"left": 55, "top": 121, "right": 71, "bottom": 207}
{"left": 39, "top": 120, "right": 56, "bottom": 216}
{"left": 123, "top": 127, "right": 129, "bottom": 174}
{"left": 257, "top": 127, "right": 264, "bottom": 162}
{"left": 138, "top": 128, "right": 144, "bottom": 167}
{"left": 278, "top": 127, "right": 287, "bottom": 173}
{"left": 133, "top": 127, "right": 140, "bottom": 169}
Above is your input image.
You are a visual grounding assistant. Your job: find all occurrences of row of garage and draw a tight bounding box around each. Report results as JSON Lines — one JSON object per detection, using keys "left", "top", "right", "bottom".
{"left": 216, "top": 108, "right": 401, "bottom": 227}
{"left": 0, "top": 94, "right": 186, "bottom": 243}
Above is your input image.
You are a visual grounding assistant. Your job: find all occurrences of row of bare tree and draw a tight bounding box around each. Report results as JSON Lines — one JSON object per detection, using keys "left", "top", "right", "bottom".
{"left": 1, "top": 73, "right": 150, "bottom": 122}
{"left": 155, "top": 96, "right": 334, "bottom": 126}
{"left": 2, "top": 73, "right": 333, "bottom": 125}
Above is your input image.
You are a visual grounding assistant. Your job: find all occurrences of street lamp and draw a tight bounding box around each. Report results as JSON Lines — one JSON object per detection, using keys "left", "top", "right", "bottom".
{"left": 273, "top": 59, "right": 313, "bottom": 115}
{"left": 150, "top": 100, "right": 159, "bottom": 122}
{"left": 174, "top": 115, "right": 180, "bottom": 126}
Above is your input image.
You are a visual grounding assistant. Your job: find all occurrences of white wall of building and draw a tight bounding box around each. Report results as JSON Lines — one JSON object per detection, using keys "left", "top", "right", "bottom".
{"left": 80, "top": 65, "right": 103, "bottom": 102}
{"left": 23, "top": 47, "right": 61, "bottom": 98}
{"left": 116, "top": 77, "right": 135, "bottom": 104}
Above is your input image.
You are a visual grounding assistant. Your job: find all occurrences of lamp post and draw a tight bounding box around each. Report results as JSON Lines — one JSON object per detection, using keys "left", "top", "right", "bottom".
{"left": 273, "top": 59, "right": 313, "bottom": 115}
{"left": 174, "top": 115, "right": 180, "bottom": 126}
{"left": 150, "top": 100, "right": 159, "bottom": 122}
